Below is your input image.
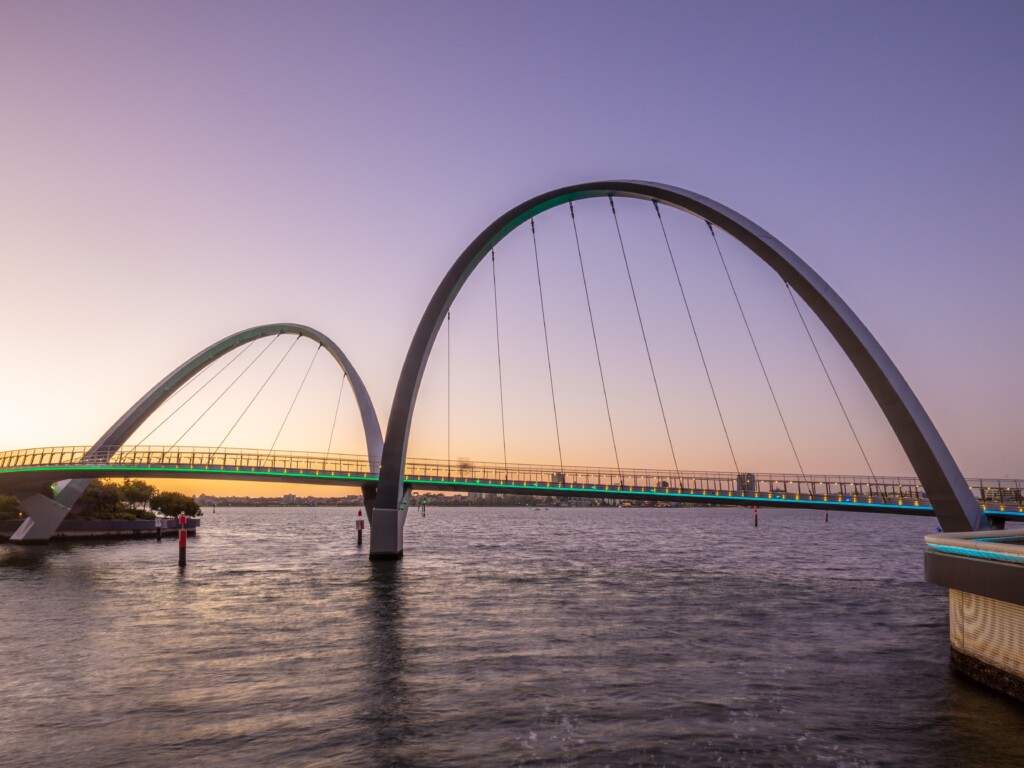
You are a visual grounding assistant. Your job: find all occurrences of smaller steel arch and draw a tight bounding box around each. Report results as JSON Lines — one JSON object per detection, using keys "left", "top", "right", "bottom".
{"left": 56, "top": 323, "right": 383, "bottom": 508}
{"left": 374, "top": 180, "right": 984, "bottom": 541}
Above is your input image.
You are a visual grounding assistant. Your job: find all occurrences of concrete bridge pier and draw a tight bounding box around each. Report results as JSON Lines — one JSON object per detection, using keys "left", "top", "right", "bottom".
{"left": 368, "top": 507, "right": 407, "bottom": 560}
{"left": 369, "top": 489, "right": 410, "bottom": 560}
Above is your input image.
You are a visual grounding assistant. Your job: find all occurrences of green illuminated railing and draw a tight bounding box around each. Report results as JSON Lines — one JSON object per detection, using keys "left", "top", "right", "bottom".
{"left": 404, "top": 456, "right": 917, "bottom": 497}
{"left": 0, "top": 445, "right": 376, "bottom": 478}
{"left": 0, "top": 445, "right": 1021, "bottom": 513}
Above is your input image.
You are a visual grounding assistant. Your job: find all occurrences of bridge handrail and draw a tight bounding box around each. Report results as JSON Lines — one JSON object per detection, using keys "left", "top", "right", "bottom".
{"left": 1, "top": 444, "right": 1020, "bottom": 505}
{"left": 405, "top": 456, "right": 915, "bottom": 481}
{"left": 402, "top": 455, "right": 922, "bottom": 487}
{"left": 0, "top": 444, "right": 376, "bottom": 475}
{"left": 401, "top": 456, "right": 1023, "bottom": 502}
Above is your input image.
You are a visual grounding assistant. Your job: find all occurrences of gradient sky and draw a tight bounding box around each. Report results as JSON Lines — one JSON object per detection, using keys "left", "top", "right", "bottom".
{"left": 2, "top": 1, "right": 1023, "bottom": 496}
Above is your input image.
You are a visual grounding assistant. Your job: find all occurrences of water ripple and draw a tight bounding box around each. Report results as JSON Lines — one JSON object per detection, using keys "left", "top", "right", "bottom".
{"left": 1, "top": 506, "right": 1022, "bottom": 766}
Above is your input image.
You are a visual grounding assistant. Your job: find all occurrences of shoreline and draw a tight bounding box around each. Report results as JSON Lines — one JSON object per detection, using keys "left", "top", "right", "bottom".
{"left": 0, "top": 517, "right": 200, "bottom": 542}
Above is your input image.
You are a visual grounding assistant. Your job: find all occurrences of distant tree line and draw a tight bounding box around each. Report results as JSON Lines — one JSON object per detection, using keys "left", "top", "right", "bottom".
{"left": 0, "top": 480, "right": 202, "bottom": 522}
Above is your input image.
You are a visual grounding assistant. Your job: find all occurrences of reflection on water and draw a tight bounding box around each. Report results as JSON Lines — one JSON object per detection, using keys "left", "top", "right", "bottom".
{"left": 0, "top": 545, "right": 57, "bottom": 571}
{"left": 362, "top": 561, "right": 410, "bottom": 767}
{"left": 1, "top": 506, "right": 1023, "bottom": 767}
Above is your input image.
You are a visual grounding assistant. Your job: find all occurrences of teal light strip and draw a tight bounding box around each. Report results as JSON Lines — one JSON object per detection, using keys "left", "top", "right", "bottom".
{"left": 0, "top": 463, "right": 937, "bottom": 512}
{"left": 973, "top": 536, "right": 1024, "bottom": 544}
{"left": 926, "top": 542, "right": 1024, "bottom": 564}
{"left": 411, "top": 478, "right": 930, "bottom": 511}
{"left": 982, "top": 509, "right": 1024, "bottom": 518}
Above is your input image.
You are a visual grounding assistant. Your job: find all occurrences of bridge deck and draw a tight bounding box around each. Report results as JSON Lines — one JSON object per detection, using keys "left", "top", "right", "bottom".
{"left": 1, "top": 445, "right": 1022, "bottom": 518}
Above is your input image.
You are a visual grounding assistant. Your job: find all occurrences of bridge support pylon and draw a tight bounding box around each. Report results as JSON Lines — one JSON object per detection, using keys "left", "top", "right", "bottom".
{"left": 9, "top": 492, "right": 72, "bottom": 542}
{"left": 368, "top": 507, "right": 407, "bottom": 560}
{"left": 369, "top": 489, "right": 410, "bottom": 560}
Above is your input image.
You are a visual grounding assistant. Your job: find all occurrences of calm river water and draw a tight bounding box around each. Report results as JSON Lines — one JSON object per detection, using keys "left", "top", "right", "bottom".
{"left": 1, "top": 506, "right": 1023, "bottom": 767}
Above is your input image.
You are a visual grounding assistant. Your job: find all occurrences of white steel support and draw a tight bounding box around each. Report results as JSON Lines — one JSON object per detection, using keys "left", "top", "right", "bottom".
{"left": 9, "top": 493, "right": 72, "bottom": 542}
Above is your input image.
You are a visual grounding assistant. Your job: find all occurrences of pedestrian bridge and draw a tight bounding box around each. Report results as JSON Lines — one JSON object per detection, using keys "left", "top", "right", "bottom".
{"left": 0, "top": 180, "right": 1006, "bottom": 550}
{"left": 2, "top": 444, "right": 1021, "bottom": 521}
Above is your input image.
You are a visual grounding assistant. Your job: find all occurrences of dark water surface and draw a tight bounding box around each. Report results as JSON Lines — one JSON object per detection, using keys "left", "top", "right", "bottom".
{"left": 2, "top": 506, "right": 1023, "bottom": 767}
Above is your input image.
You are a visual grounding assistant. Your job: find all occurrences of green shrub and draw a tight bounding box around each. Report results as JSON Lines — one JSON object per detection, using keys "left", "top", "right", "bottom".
{"left": 150, "top": 491, "right": 201, "bottom": 517}
{"left": 0, "top": 494, "right": 21, "bottom": 520}
{"left": 75, "top": 481, "right": 121, "bottom": 519}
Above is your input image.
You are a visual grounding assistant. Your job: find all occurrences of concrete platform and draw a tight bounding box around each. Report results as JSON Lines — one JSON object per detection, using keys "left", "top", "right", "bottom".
{"left": 925, "top": 529, "right": 1024, "bottom": 702}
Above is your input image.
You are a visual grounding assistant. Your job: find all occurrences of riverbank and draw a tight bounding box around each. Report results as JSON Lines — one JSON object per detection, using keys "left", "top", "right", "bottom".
{"left": 0, "top": 517, "right": 200, "bottom": 541}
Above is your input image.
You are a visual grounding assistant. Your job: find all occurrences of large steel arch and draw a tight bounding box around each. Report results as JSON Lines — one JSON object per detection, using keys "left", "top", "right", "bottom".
{"left": 80, "top": 322, "right": 382, "bottom": 470}
{"left": 10, "top": 323, "right": 384, "bottom": 541}
{"left": 372, "top": 180, "right": 984, "bottom": 556}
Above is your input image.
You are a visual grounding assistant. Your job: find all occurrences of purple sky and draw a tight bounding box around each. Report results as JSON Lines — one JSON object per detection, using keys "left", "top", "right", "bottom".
{"left": 2, "top": 1, "right": 1023, "bottom": 492}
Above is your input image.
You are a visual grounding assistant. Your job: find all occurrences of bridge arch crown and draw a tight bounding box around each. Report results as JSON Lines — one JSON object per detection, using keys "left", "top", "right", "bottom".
{"left": 373, "top": 180, "right": 984, "bottom": 557}
{"left": 88, "top": 323, "right": 384, "bottom": 470}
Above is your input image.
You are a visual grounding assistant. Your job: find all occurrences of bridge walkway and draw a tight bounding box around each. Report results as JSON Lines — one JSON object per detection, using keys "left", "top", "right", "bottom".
{"left": 3, "top": 445, "right": 1023, "bottom": 520}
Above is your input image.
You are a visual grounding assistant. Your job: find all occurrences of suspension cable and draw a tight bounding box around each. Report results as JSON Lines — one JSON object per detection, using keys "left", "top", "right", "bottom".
{"left": 610, "top": 197, "right": 679, "bottom": 477}
{"left": 447, "top": 310, "right": 451, "bottom": 476}
{"left": 570, "top": 201, "right": 622, "bottom": 480}
{"left": 490, "top": 250, "right": 509, "bottom": 475}
{"left": 133, "top": 343, "right": 250, "bottom": 447}
{"left": 707, "top": 222, "right": 806, "bottom": 475}
{"left": 531, "top": 218, "right": 564, "bottom": 472}
{"left": 654, "top": 202, "right": 739, "bottom": 474}
{"left": 269, "top": 343, "right": 321, "bottom": 454}
{"left": 172, "top": 334, "right": 281, "bottom": 448}
{"left": 326, "top": 371, "right": 348, "bottom": 454}
{"left": 214, "top": 334, "right": 301, "bottom": 451}
{"left": 786, "top": 284, "right": 878, "bottom": 479}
